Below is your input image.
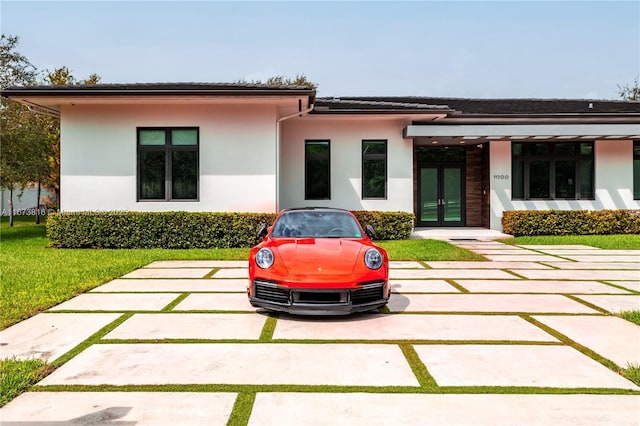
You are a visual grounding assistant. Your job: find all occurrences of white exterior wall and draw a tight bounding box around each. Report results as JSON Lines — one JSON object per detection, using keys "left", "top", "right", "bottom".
{"left": 60, "top": 103, "right": 277, "bottom": 212}
{"left": 279, "top": 117, "right": 414, "bottom": 212}
{"left": 489, "top": 139, "right": 639, "bottom": 231}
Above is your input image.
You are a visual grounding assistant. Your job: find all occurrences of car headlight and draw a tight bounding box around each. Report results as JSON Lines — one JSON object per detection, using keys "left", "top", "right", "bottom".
{"left": 255, "top": 248, "right": 274, "bottom": 269}
{"left": 364, "top": 248, "right": 383, "bottom": 270}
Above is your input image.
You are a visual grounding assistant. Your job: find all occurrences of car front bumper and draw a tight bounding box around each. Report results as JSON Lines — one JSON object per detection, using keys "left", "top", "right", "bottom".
{"left": 249, "top": 279, "right": 389, "bottom": 315}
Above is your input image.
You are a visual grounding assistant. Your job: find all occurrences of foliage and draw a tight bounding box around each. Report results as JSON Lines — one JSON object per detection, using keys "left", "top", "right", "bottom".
{"left": 502, "top": 210, "right": 640, "bottom": 236}
{"left": 617, "top": 310, "right": 640, "bottom": 326}
{"left": 377, "top": 239, "right": 484, "bottom": 261}
{"left": 47, "top": 210, "right": 415, "bottom": 249}
{"left": 0, "top": 34, "right": 101, "bottom": 226}
{"left": 0, "top": 358, "right": 52, "bottom": 407}
{"left": 622, "top": 363, "right": 640, "bottom": 387}
{"left": 501, "top": 234, "right": 640, "bottom": 250}
{"left": 238, "top": 73, "right": 317, "bottom": 89}
{"left": 0, "top": 34, "right": 37, "bottom": 88}
{"left": 618, "top": 76, "right": 640, "bottom": 101}
{"left": 352, "top": 210, "right": 415, "bottom": 240}
{"left": 0, "top": 222, "right": 250, "bottom": 328}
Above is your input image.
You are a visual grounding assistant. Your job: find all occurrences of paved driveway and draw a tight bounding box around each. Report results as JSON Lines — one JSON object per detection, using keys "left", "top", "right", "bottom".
{"left": 1, "top": 242, "right": 639, "bottom": 425}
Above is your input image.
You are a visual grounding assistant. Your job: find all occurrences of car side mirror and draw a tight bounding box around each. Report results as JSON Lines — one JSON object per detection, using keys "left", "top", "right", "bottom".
{"left": 257, "top": 223, "right": 268, "bottom": 240}
{"left": 365, "top": 224, "right": 377, "bottom": 240}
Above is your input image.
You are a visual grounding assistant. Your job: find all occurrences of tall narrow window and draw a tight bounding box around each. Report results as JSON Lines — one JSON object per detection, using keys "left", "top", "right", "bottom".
{"left": 362, "top": 140, "right": 387, "bottom": 199}
{"left": 305, "top": 140, "right": 330, "bottom": 200}
{"left": 634, "top": 141, "right": 640, "bottom": 199}
{"left": 511, "top": 141, "right": 593, "bottom": 200}
{"left": 137, "top": 127, "right": 199, "bottom": 201}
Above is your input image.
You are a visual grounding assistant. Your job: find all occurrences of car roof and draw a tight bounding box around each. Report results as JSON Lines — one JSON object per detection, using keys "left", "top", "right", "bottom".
{"left": 280, "top": 207, "right": 351, "bottom": 214}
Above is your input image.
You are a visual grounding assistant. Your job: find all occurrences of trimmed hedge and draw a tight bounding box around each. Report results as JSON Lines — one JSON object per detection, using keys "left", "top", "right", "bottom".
{"left": 47, "top": 210, "right": 415, "bottom": 248}
{"left": 502, "top": 209, "right": 640, "bottom": 236}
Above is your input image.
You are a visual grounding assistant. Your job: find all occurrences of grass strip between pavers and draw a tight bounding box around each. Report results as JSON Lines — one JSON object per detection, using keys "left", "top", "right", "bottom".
{"left": 161, "top": 293, "right": 190, "bottom": 311}
{"left": 32, "top": 383, "right": 640, "bottom": 396}
{"left": 258, "top": 315, "right": 278, "bottom": 342}
{"left": 562, "top": 295, "right": 611, "bottom": 314}
{"left": 226, "top": 392, "right": 256, "bottom": 426}
{"left": 399, "top": 343, "right": 439, "bottom": 389}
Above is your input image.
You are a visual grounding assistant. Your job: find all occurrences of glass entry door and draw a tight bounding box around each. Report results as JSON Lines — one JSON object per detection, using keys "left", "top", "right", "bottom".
{"left": 419, "top": 165, "right": 464, "bottom": 226}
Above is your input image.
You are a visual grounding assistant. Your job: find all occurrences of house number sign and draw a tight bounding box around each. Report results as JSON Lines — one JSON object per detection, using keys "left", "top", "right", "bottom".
{"left": 493, "top": 174, "right": 510, "bottom": 180}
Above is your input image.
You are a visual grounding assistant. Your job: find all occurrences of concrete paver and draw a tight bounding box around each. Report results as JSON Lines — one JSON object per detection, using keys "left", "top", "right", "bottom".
{"left": 273, "top": 314, "right": 557, "bottom": 342}
{"left": 454, "top": 279, "right": 630, "bottom": 294}
{"left": 173, "top": 293, "right": 254, "bottom": 311}
{"left": 390, "top": 269, "right": 516, "bottom": 279}
{"left": 389, "top": 261, "right": 425, "bottom": 269}
{"left": 212, "top": 268, "right": 249, "bottom": 279}
{"left": 607, "top": 281, "right": 640, "bottom": 292}
{"left": 249, "top": 393, "right": 640, "bottom": 426}
{"left": 534, "top": 249, "right": 640, "bottom": 256}
{"left": 575, "top": 295, "right": 640, "bottom": 313}
{"left": 47, "top": 293, "right": 178, "bottom": 312}
{"left": 414, "top": 344, "right": 639, "bottom": 389}
{"left": 0, "top": 392, "right": 237, "bottom": 425}
{"left": 390, "top": 279, "right": 459, "bottom": 293}
{"left": 145, "top": 260, "right": 247, "bottom": 268}
{"left": 387, "top": 293, "right": 599, "bottom": 313}
{"left": 39, "top": 343, "right": 420, "bottom": 386}
{"left": 91, "top": 278, "right": 246, "bottom": 293}
{"left": 483, "top": 254, "right": 570, "bottom": 262}
{"left": 122, "top": 268, "right": 213, "bottom": 278}
{"left": 425, "top": 261, "right": 553, "bottom": 269}
{"left": 533, "top": 315, "right": 640, "bottom": 367}
{"left": 104, "top": 313, "right": 267, "bottom": 340}
{"left": 517, "top": 245, "right": 600, "bottom": 250}
{"left": 561, "top": 255, "right": 640, "bottom": 263}
{"left": 541, "top": 262, "right": 640, "bottom": 270}
{"left": 0, "top": 313, "right": 120, "bottom": 362}
{"left": 3, "top": 243, "right": 638, "bottom": 424}
{"left": 510, "top": 269, "right": 640, "bottom": 281}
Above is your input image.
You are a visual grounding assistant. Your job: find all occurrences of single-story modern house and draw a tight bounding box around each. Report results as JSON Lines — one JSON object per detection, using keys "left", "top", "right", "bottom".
{"left": 3, "top": 83, "right": 640, "bottom": 231}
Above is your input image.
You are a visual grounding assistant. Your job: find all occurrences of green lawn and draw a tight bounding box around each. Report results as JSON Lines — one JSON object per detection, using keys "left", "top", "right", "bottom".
{"left": 501, "top": 234, "right": 640, "bottom": 249}
{"left": 0, "top": 219, "right": 479, "bottom": 329}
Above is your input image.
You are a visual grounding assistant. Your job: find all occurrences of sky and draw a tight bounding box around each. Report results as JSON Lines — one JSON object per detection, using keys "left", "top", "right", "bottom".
{"left": 1, "top": 0, "right": 639, "bottom": 99}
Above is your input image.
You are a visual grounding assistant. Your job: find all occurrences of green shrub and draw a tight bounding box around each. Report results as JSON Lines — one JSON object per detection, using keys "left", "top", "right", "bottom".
{"left": 502, "top": 209, "right": 640, "bottom": 236}
{"left": 352, "top": 210, "right": 415, "bottom": 240}
{"left": 47, "top": 210, "right": 415, "bottom": 248}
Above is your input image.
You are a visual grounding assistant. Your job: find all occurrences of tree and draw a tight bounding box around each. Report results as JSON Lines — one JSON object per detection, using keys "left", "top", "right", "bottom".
{"left": 1, "top": 35, "right": 101, "bottom": 225}
{"left": 618, "top": 76, "right": 640, "bottom": 101}
{"left": 238, "top": 73, "right": 317, "bottom": 90}
{"left": 0, "top": 34, "right": 39, "bottom": 226}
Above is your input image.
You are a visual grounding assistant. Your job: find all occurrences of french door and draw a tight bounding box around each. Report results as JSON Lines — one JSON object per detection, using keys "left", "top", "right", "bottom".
{"left": 418, "top": 165, "right": 464, "bottom": 226}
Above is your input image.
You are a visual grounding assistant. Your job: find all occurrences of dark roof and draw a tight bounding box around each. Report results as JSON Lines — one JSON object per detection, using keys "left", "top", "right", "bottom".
{"left": 314, "top": 97, "right": 450, "bottom": 113}
{"left": 333, "top": 96, "right": 640, "bottom": 115}
{"left": 2, "top": 82, "right": 316, "bottom": 97}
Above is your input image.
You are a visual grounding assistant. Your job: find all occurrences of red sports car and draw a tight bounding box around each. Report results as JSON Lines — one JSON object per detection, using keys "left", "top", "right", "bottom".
{"left": 248, "top": 208, "right": 390, "bottom": 315}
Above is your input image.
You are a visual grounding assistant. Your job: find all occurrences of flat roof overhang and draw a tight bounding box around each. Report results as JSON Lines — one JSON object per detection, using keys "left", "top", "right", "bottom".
{"left": 404, "top": 123, "right": 640, "bottom": 141}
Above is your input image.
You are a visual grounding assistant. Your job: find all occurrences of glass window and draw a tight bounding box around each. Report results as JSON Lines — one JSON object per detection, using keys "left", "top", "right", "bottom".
{"left": 305, "top": 140, "right": 330, "bottom": 200}
{"left": 511, "top": 141, "right": 593, "bottom": 200}
{"left": 634, "top": 141, "right": 640, "bottom": 199}
{"left": 137, "top": 128, "right": 199, "bottom": 201}
{"left": 362, "top": 140, "right": 387, "bottom": 199}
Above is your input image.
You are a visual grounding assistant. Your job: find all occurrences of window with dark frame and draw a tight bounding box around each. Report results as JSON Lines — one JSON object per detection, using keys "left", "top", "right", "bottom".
{"left": 511, "top": 141, "right": 594, "bottom": 200}
{"left": 305, "top": 140, "right": 330, "bottom": 200}
{"left": 634, "top": 141, "right": 640, "bottom": 199}
{"left": 137, "top": 127, "right": 199, "bottom": 201}
{"left": 362, "top": 140, "right": 387, "bottom": 199}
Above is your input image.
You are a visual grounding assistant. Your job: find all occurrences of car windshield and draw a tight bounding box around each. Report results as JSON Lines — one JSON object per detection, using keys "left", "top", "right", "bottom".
{"left": 271, "top": 211, "right": 363, "bottom": 238}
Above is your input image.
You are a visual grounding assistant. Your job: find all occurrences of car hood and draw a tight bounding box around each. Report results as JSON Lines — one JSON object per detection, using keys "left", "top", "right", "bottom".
{"left": 274, "top": 238, "right": 364, "bottom": 275}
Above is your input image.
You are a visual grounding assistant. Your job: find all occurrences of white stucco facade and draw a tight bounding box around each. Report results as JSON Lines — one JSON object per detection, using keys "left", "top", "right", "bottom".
{"left": 60, "top": 102, "right": 279, "bottom": 213}
{"left": 489, "top": 139, "right": 639, "bottom": 230}
{"left": 279, "top": 117, "right": 414, "bottom": 212}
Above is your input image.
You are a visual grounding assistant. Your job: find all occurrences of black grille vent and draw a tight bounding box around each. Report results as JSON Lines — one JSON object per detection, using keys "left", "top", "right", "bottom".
{"left": 351, "top": 282, "right": 385, "bottom": 305}
{"left": 254, "top": 281, "right": 289, "bottom": 304}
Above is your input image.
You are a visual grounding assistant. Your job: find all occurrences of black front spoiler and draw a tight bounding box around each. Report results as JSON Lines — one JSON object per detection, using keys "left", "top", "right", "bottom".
{"left": 248, "top": 297, "right": 388, "bottom": 316}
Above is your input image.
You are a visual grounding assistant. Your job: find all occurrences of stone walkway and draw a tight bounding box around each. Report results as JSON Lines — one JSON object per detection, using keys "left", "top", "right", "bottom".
{"left": 1, "top": 242, "right": 639, "bottom": 425}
